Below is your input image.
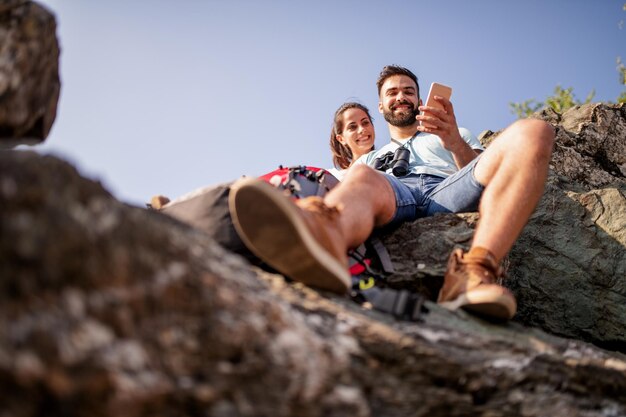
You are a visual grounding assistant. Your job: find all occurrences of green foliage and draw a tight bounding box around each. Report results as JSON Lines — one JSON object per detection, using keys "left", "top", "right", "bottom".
{"left": 545, "top": 86, "right": 595, "bottom": 113}
{"left": 618, "top": 57, "right": 626, "bottom": 104}
{"left": 509, "top": 99, "right": 542, "bottom": 119}
{"left": 509, "top": 85, "right": 595, "bottom": 118}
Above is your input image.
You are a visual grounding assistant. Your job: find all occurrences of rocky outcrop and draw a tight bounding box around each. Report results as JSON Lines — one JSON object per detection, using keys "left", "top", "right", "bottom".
{"left": 0, "top": 1, "right": 60, "bottom": 147}
{"left": 539, "top": 104, "right": 626, "bottom": 187}
{"left": 1, "top": 104, "right": 626, "bottom": 416}
{"left": 510, "top": 104, "right": 625, "bottom": 350}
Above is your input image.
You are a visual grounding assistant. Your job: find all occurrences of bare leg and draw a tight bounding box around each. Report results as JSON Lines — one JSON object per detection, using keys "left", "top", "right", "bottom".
{"left": 472, "top": 119, "right": 555, "bottom": 261}
{"left": 324, "top": 164, "right": 396, "bottom": 249}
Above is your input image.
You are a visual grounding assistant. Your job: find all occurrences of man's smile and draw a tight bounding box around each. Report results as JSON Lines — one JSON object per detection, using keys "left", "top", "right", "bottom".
{"left": 391, "top": 101, "right": 413, "bottom": 111}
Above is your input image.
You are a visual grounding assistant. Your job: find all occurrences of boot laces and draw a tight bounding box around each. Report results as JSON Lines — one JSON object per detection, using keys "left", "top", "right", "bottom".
{"left": 459, "top": 250, "right": 505, "bottom": 285}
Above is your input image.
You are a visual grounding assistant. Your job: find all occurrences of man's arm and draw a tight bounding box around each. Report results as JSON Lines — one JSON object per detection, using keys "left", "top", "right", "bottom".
{"left": 444, "top": 135, "right": 480, "bottom": 169}
{"left": 416, "top": 96, "right": 479, "bottom": 169}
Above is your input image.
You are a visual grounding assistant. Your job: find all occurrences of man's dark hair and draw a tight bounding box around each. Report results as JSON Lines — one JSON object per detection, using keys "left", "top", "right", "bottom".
{"left": 376, "top": 65, "right": 420, "bottom": 98}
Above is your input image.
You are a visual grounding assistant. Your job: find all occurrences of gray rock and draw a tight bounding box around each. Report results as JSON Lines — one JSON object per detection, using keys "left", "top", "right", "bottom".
{"left": 509, "top": 182, "right": 625, "bottom": 350}
{"left": 0, "top": 1, "right": 60, "bottom": 147}
{"left": 546, "top": 103, "right": 626, "bottom": 188}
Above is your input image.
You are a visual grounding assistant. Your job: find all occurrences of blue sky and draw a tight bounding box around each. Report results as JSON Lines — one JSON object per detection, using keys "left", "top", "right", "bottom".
{"left": 33, "top": 0, "right": 625, "bottom": 206}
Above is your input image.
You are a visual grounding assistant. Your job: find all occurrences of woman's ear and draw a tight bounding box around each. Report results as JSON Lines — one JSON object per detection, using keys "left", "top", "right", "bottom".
{"left": 336, "top": 134, "right": 345, "bottom": 145}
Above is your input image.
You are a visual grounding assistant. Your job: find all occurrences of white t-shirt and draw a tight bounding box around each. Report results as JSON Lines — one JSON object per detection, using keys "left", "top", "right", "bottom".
{"left": 356, "top": 128, "right": 482, "bottom": 178}
{"left": 326, "top": 167, "right": 347, "bottom": 181}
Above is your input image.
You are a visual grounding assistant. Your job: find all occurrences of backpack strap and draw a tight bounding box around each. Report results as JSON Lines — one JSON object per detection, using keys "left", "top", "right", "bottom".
{"left": 367, "top": 237, "right": 395, "bottom": 275}
{"left": 350, "top": 275, "right": 426, "bottom": 322}
{"left": 370, "top": 288, "right": 425, "bottom": 322}
{"left": 348, "top": 238, "right": 425, "bottom": 322}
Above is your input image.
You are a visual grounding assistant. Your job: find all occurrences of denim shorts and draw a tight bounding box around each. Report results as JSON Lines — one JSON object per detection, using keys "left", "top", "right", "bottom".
{"left": 382, "top": 157, "right": 484, "bottom": 228}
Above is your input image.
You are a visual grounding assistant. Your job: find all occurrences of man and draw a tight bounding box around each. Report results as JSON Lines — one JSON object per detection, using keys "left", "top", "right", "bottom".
{"left": 229, "top": 65, "right": 554, "bottom": 321}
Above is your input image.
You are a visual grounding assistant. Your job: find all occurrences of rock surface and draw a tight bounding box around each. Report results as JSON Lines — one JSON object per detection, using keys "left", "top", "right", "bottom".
{"left": 1, "top": 3, "right": 626, "bottom": 413}
{"left": 1, "top": 104, "right": 626, "bottom": 416}
{"left": 0, "top": 1, "right": 60, "bottom": 147}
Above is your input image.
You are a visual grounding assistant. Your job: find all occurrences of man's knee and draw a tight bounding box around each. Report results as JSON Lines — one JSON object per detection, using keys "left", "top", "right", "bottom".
{"left": 343, "top": 164, "right": 395, "bottom": 203}
{"left": 344, "top": 164, "right": 381, "bottom": 183}
{"left": 505, "top": 119, "right": 555, "bottom": 159}
{"left": 511, "top": 118, "right": 555, "bottom": 145}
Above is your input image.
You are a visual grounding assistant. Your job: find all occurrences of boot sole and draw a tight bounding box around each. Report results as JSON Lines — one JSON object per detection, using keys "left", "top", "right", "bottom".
{"left": 439, "top": 285, "right": 517, "bottom": 321}
{"left": 229, "top": 178, "right": 350, "bottom": 294}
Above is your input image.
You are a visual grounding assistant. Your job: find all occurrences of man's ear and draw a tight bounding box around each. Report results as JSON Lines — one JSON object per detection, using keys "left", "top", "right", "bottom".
{"left": 378, "top": 100, "right": 384, "bottom": 114}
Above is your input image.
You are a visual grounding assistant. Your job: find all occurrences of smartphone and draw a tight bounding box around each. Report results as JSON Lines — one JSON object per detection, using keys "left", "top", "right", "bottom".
{"left": 425, "top": 82, "right": 452, "bottom": 109}
{"left": 422, "top": 82, "right": 452, "bottom": 127}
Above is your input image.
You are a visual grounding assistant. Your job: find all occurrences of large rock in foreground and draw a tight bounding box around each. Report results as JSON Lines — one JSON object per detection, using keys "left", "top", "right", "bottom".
{"left": 0, "top": 1, "right": 60, "bottom": 147}
{"left": 1, "top": 102, "right": 626, "bottom": 416}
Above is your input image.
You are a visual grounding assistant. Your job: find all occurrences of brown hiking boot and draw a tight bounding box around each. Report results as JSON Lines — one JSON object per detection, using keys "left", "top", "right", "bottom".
{"left": 228, "top": 178, "right": 350, "bottom": 293}
{"left": 437, "top": 247, "right": 517, "bottom": 321}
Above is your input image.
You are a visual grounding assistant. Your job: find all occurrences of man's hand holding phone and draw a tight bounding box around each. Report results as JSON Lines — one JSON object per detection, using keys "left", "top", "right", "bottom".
{"left": 417, "top": 82, "right": 464, "bottom": 152}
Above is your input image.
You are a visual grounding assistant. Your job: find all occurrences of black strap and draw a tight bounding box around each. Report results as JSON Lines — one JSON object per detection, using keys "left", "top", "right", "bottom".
{"left": 367, "top": 237, "right": 395, "bottom": 275}
{"left": 351, "top": 278, "right": 425, "bottom": 322}
{"left": 349, "top": 239, "right": 425, "bottom": 322}
{"left": 371, "top": 288, "right": 425, "bottom": 321}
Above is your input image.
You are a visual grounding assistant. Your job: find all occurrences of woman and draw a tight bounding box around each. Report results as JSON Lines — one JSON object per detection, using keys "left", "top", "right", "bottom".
{"left": 328, "top": 102, "right": 375, "bottom": 181}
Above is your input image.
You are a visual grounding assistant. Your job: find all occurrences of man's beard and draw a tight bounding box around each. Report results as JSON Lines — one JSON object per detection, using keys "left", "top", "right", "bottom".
{"left": 383, "top": 102, "right": 419, "bottom": 127}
